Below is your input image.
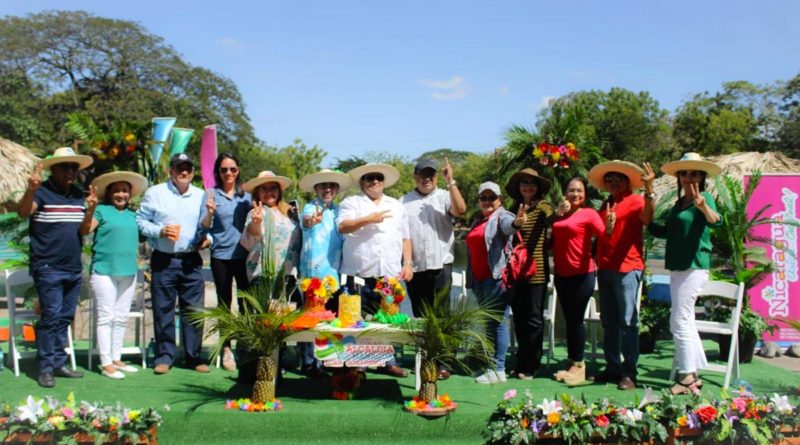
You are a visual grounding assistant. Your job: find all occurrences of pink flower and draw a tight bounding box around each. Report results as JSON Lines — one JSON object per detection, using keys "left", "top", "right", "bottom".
{"left": 60, "top": 407, "right": 74, "bottom": 419}
{"left": 732, "top": 397, "right": 748, "bottom": 414}
{"left": 504, "top": 389, "right": 517, "bottom": 400}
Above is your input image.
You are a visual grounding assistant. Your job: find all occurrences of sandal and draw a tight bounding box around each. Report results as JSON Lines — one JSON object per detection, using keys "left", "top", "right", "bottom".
{"left": 670, "top": 378, "right": 701, "bottom": 395}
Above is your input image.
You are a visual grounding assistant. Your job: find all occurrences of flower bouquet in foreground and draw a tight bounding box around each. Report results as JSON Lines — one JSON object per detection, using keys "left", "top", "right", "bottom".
{"left": 372, "top": 276, "right": 409, "bottom": 325}
{"left": 484, "top": 385, "right": 800, "bottom": 445}
{"left": 1, "top": 393, "right": 161, "bottom": 444}
{"left": 291, "top": 276, "right": 338, "bottom": 329}
{"left": 531, "top": 142, "right": 579, "bottom": 169}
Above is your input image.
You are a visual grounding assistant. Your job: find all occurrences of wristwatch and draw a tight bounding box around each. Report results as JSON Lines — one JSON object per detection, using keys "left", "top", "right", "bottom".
{"left": 446, "top": 180, "right": 457, "bottom": 190}
{"left": 644, "top": 192, "right": 654, "bottom": 200}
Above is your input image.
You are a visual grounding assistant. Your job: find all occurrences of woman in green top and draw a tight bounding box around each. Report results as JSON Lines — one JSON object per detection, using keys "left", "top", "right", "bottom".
{"left": 647, "top": 153, "right": 722, "bottom": 395}
{"left": 80, "top": 171, "right": 147, "bottom": 380}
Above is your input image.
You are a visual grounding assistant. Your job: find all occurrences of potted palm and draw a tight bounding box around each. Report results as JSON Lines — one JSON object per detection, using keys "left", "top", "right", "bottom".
{"left": 710, "top": 171, "right": 793, "bottom": 362}
{"left": 403, "top": 288, "right": 497, "bottom": 416}
{"left": 191, "top": 223, "right": 299, "bottom": 406}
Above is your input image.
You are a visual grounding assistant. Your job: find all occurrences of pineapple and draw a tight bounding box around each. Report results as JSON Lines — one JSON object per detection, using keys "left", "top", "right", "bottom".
{"left": 253, "top": 355, "right": 278, "bottom": 403}
{"left": 419, "top": 359, "right": 438, "bottom": 402}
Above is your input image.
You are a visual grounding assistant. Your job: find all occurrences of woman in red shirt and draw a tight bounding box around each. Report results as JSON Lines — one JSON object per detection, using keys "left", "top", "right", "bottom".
{"left": 551, "top": 177, "right": 607, "bottom": 385}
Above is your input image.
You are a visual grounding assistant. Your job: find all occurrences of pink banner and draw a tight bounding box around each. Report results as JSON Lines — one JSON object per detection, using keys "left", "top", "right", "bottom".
{"left": 746, "top": 174, "right": 800, "bottom": 343}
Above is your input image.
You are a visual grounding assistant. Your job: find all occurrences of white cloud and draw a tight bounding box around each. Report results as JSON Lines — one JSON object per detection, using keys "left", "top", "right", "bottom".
{"left": 499, "top": 85, "right": 510, "bottom": 96}
{"left": 537, "top": 95, "right": 556, "bottom": 109}
{"left": 419, "top": 76, "right": 468, "bottom": 101}
{"left": 216, "top": 37, "right": 243, "bottom": 50}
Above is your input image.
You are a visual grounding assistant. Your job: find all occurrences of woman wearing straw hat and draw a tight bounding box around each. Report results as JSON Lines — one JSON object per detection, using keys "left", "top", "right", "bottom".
{"left": 647, "top": 152, "right": 722, "bottom": 395}
{"left": 80, "top": 171, "right": 148, "bottom": 379}
{"left": 503, "top": 168, "right": 553, "bottom": 381}
{"left": 18, "top": 147, "right": 93, "bottom": 387}
{"left": 587, "top": 160, "right": 654, "bottom": 390}
{"left": 240, "top": 171, "right": 301, "bottom": 285}
{"left": 200, "top": 153, "right": 252, "bottom": 371}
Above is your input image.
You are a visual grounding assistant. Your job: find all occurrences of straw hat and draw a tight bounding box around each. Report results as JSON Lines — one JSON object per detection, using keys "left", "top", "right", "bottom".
{"left": 91, "top": 171, "right": 148, "bottom": 200}
{"left": 661, "top": 152, "right": 722, "bottom": 178}
{"left": 588, "top": 160, "right": 645, "bottom": 192}
{"left": 243, "top": 171, "right": 292, "bottom": 193}
{"left": 41, "top": 147, "right": 93, "bottom": 170}
{"left": 347, "top": 163, "right": 400, "bottom": 188}
{"left": 298, "top": 169, "right": 352, "bottom": 193}
{"left": 504, "top": 168, "right": 551, "bottom": 201}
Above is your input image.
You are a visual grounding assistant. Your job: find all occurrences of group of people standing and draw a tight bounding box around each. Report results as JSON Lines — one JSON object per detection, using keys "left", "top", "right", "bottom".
{"left": 21, "top": 144, "right": 722, "bottom": 396}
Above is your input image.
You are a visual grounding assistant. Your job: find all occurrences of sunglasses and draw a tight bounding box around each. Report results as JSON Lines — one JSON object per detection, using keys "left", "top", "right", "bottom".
{"left": 54, "top": 162, "right": 80, "bottom": 171}
{"left": 219, "top": 167, "right": 239, "bottom": 174}
{"left": 603, "top": 173, "right": 627, "bottom": 183}
{"left": 519, "top": 179, "right": 538, "bottom": 186}
{"left": 478, "top": 194, "right": 498, "bottom": 202}
{"left": 678, "top": 170, "right": 703, "bottom": 178}
{"left": 315, "top": 182, "right": 339, "bottom": 189}
{"left": 362, "top": 173, "right": 385, "bottom": 182}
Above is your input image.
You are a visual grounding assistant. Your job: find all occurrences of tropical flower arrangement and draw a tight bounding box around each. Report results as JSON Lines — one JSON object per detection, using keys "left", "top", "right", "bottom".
{"left": 224, "top": 398, "right": 282, "bottom": 413}
{"left": 484, "top": 386, "right": 799, "bottom": 445}
{"left": 331, "top": 368, "right": 366, "bottom": 400}
{"left": 0, "top": 393, "right": 161, "bottom": 444}
{"left": 292, "top": 276, "right": 338, "bottom": 327}
{"left": 531, "top": 142, "right": 579, "bottom": 169}
{"left": 372, "top": 276, "right": 409, "bottom": 325}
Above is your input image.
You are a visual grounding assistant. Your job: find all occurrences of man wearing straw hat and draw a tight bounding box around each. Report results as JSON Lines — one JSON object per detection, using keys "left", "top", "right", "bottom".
{"left": 136, "top": 153, "right": 209, "bottom": 375}
{"left": 18, "top": 147, "right": 93, "bottom": 387}
{"left": 297, "top": 168, "right": 352, "bottom": 379}
{"left": 338, "top": 163, "right": 413, "bottom": 378}
{"left": 587, "top": 160, "right": 655, "bottom": 390}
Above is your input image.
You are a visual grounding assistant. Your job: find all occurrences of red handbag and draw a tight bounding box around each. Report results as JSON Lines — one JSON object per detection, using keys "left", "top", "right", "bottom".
{"left": 501, "top": 231, "right": 537, "bottom": 289}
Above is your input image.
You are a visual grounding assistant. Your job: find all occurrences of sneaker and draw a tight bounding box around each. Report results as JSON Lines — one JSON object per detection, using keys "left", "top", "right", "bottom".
{"left": 475, "top": 370, "right": 507, "bottom": 384}
{"left": 113, "top": 363, "right": 138, "bottom": 373}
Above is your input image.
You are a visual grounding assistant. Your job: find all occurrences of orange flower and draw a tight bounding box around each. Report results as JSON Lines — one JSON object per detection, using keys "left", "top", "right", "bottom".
{"left": 520, "top": 417, "right": 529, "bottom": 429}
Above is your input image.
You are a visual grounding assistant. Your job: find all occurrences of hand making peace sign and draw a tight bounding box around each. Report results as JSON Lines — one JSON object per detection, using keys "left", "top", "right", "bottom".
{"left": 514, "top": 203, "right": 530, "bottom": 227}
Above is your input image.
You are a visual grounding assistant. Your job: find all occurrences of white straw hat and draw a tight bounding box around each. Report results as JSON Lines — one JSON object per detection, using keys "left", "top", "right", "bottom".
{"left": 91, "top": 171, "right": 148, "bottom": 200}
{"left": 347, "top": 163, "right": 400, "bottom": 188}
{"left": 588, "top": 160, "right": 645, "bottom": 192}
{"left": 41, "top": 147, "right": 93, "bottom": 170}
{"left": 243, "top": 171, "right": 292, "bottom": 193}
{"left": 661, "top": 152, "right": 722, "bottom": 177}
{"left": 298, "top": 169, "right": 352, "bottom": 193}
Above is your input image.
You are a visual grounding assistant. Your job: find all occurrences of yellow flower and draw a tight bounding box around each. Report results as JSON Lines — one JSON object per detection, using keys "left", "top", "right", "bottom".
{"left": 677, "top": 416, "right": 687, "bottom": 427}
{"left": 128, "top": 410, "right": 141, "bottom": 421}
{"left": 109, "top": 416, "right": 119, "bottom": 426}
{"left": 124, "top": 132, "right": 136, "bottom": 143}
{"left": 300, "top": 278, "right": 311, "bottom": 291}
{"left": 551, "top": 151, "right": 561, "bottom": 161}
{"left": 547, "top": 412, "right": 560, "bottom": 425}
{"left": 532, "top": 148, "right": 544, "bottom": 158}
{"left": 48, "top": 415, "right": 65, "bottom": 428}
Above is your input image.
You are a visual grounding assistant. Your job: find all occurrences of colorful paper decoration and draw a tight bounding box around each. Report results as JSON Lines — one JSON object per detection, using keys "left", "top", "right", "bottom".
{"left": 200, "top": 125, "right": 218, "bottom": 189}
{"left": 149, "top": 117, "right": 176, "bottom": 165}
{"left": 168, "top": 127, "right": 194, "bottom": 157}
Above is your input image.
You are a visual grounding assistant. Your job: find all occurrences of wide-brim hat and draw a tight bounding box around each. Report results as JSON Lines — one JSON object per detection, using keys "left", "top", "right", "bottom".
{"left": 661, "top": 152, "right": 721, "bottom": 178}
{"left": 91, "top": 171, "right": 148, "bottom": 200}
{"left": 298, "top": 169, "right": 352, "bottom": 193}
{"left": 41, "top": 147, "right": 93, "bottom": 170}
{"left": 243, "top": 171, "right": 292, "bottom": 193}
{"left": 588, "top": 160, "right": 645, "bottom": 192}
{"left": 347, "top": 163, "right": 400, "bottom": 188}
{"left": 505, "top": 168, "right": 551, "bottom": 200}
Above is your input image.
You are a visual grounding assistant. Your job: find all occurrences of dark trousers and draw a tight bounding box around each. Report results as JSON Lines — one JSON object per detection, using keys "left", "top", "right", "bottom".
{"left": 554, "top": 272, "right": 596, "bottom": 362}
{"left": 210, "top": 257, "right": 249, "bottom": 349}
{"left": 510, "top": 280, "right": 547, "bottom": 374}
{"left": 150, "top": 251, "right": 205, "bottom": 367}
{"left": 405, "top": 264, "right": 452, "bottom": 317}
{"left": 33, "top": 266, "right": 82, "bottom": 374}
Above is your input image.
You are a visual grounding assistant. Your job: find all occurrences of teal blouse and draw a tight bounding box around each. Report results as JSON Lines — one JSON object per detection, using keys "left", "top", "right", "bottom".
{"left": 91, "top": 204, "right": 139, "bottom": 276}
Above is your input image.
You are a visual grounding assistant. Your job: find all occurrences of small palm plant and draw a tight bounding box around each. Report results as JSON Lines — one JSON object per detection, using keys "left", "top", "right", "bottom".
{"left": 191, "top": 210, "right": 299, "bottom": 403}
{"left": 405, "top": 288, "right": 498, "bottom": 404}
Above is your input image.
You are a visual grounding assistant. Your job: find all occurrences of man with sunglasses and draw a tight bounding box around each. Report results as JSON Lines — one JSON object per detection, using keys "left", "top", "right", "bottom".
{"left": 137, "top": 153, "right": 209, "bottom": 375}
{"left": 587, "top": 160, "right": 655, "bottom": 390}
{"left": 19, "top": 147, "right": 94, "bottom": 387}
{"left": 338, "top": 163, "right": 413, "bottom": 378}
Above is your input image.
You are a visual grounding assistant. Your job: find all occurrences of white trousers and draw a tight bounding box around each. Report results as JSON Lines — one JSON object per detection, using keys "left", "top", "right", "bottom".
{"left": 91, "top": 274, "right": 136, "bottom": 366}
{"left": 670, "top": 269, "right": 709, "bottom": 374}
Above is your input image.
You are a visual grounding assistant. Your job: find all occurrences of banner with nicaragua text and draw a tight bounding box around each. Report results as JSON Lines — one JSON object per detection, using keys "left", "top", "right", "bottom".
{"left": 747, "top": 174, "right": 800, "bottom": 344}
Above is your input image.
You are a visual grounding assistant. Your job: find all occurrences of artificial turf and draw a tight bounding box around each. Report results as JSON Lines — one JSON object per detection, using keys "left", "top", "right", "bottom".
{"left": 2, "top": 341, "right": 799, "bottom": 445}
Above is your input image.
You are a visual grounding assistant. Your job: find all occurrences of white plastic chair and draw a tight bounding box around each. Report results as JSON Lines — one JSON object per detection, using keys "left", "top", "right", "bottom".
{"left": 585, "top": 277, "right": 643, "bottom": 361}
{"left": 668, "top": 280, "right": 744, "bottom": 389}
{"left": 542, "top": 276, "right": 557, "bottom": 367}
{"left": 5, "top": 269, "right": 77, "bottom": 376}
{"left": 87, "top": 269, "right": 147, "bottom": 370}
{"left": 451, "top": 270, "right": 467, "bottom": 303}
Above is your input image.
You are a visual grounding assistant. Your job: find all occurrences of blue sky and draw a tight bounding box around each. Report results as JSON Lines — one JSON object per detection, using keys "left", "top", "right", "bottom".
{"left": 3, "top": 1, "right": 800, "bottom": 164}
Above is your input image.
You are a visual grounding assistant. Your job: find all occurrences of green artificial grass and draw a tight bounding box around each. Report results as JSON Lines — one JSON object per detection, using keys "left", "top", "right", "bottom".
{"left": 2, "top": 341, "right": 799, "bottom": 445}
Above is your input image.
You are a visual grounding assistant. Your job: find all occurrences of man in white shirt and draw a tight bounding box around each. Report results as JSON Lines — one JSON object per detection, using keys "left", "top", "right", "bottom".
{"left": 338, "top": 163, "right": 413, "bottom": 378}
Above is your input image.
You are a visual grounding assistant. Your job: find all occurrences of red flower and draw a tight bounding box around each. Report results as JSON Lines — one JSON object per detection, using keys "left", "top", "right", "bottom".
{"left": 309, "top": 278, "right": 322, "bottom": 291}
{"left": 695, "top": 405, "right": 718, "bottom": 424}
{"left": 595, "top": 415, "right": 609, "bottom": 427}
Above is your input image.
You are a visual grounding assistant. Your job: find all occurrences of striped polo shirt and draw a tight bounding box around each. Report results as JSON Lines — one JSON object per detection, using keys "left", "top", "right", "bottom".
{"left": 516, "top": 200, "right": 553, "bottom": 284}
{"left": 29, "top": 179, "right": 85, "bottom": 273}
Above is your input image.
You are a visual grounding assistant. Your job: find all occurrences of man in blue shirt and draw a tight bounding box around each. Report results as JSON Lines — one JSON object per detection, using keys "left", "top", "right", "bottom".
{"left": 18, "top": 147, "right": 93, "bottom": 387}
{"left": 297, "top": 169, "right": 352, "bottom": 378}
{"left": 136, "top": 153, "right": 209, "bottom": 374}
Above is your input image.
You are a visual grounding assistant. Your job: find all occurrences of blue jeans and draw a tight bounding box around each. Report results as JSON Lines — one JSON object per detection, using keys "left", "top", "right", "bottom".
{"left": 472, "top": 278, "right": 510, "bottom": 372}
{"left": 32, "top": 265, "right": 82, "bottom": 374}
{"left": 150, "top": 251, "right": 205, "bottom": 367}
{"left": 597, "top": 269, "right": 642, "bottom": 379}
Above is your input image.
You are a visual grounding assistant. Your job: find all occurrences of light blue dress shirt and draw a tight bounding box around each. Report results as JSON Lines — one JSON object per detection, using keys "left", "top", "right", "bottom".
{"left": 136, "top": 180, "right": 205, "bottom": 253}
{"left": 299, "top": 198, "right": 342, "bottom": 286}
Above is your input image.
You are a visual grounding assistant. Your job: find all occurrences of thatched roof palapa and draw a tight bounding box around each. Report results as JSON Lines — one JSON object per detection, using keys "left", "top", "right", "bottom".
{"left": 0, "top": 137, "right": 40, "bottom": 212}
